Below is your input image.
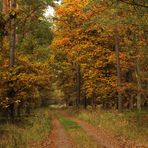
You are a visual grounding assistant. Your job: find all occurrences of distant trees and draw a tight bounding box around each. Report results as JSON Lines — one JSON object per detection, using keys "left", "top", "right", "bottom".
{"left": 50, "top": 0, "right": 147, "bottom": 111}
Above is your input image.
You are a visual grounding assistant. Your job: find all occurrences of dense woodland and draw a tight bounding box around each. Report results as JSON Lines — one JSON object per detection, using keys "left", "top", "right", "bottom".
{"left": 0, "top": 0, "right": 148, "bottom": 121}
{"left": 0, "top": 0, "right": 54, "bottom": 119}
{"left": 50, "top": 0, "right": 147, "bottom": 112}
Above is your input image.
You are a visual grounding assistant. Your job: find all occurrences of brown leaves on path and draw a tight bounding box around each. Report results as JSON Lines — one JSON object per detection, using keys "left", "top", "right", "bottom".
{"left": 50, "top": 116, "right": 75, "bottom": 148}
{"left": 42, "top": 116, "right": 75, "bottom": 148}
{"left": 72, "top": 118, "right": 147, "bottom": 148}
{"left": 31, "top": 111, "right": 147, "bottom": 148}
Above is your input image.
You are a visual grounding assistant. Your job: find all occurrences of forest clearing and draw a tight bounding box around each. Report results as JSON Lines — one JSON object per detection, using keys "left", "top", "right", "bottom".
{"left": 0, "top": 0, "right": 148, "bottom": 147}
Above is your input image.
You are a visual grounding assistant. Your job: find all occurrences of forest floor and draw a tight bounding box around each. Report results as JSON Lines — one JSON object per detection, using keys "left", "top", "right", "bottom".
{"left": 31, "top": 115, "right": 74, "bottom": 148}
{"left": 0, "top": 108, "right": 147, "bottom": 148}
{"left": 35, "top": 109, "right": 147, "bottom": 148}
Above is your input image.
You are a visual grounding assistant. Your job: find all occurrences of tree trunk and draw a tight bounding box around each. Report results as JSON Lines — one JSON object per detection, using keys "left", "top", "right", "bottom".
{"left": 2, "top": 0, "right": 10, "bottom": 13}
{"left": 91, "top": 92, "right": 96, "bottom": 110}
{"left": 26, "top": 104, "right": 31, "bottom": 116}
{"left": 83, "top": 96, "right": 87, "bottom": 109}
{"left": 8, "top": 0, "right": 16, "bottom": 120}
{"left": 10, "top": 0, "right": 16, "bottom": 68}
{"left": 76, "top": 64, "right": 81, "bottom": 108}
{"left": 17, "top": 105, "right": 21, "bottom": 117}
{"left": 136, "top": 59, "right": 142, "bottom": 110}
{"left": 9, "top": 103, "right": 15, "bottom": 120}
{"left": 65, "top": 96, "right": 69, "bottom": 108}
{"left": 114, "top": 27, "right": 122, "bottom": 112}
{"left": 129, "top": 96, "right": 134, "bottom": 110}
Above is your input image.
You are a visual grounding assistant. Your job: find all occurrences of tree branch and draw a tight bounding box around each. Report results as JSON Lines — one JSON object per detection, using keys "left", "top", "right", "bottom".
{"left": 119, "top": 0, "right": 148, "bottom": 8}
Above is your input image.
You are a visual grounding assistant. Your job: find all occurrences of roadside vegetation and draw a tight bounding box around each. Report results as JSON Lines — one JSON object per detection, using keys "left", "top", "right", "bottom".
{"left": 74, "top": 108, "right": 148, "bottom": 146}
{"left": 0, "top": 108, "right": 51, "bottom": 148}
{"left": 57, "top": 114, "right": 99, "bottom": 148}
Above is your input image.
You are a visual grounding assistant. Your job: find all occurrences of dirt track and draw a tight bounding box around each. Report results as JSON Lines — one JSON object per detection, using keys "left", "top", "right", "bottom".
{"left": 72, "top": 118, "right": 143, "bottom": 148}
{"left": 49, "top": 117, "right": 74, "bottom": 148}
{"left": 31, "top": 111, "right": 147, "bottom": 148}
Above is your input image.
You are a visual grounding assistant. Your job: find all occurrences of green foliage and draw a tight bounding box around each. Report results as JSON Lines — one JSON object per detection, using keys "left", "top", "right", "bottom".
{"left": 17, "top": 1, "right": 53, "bottom": 53}
{"left": 58, "top": 115, "right": 80, "bottom": 129}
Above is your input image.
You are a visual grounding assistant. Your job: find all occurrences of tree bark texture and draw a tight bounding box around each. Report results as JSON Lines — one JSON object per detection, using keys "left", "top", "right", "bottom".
{"left": 114, "top": 27, "right": 122, "bottom": 112}
{"left": 136, "top": 59, "right": 142, "bottom": 110}
{"left": 76, "top": 64, "right": 81, "bottom": 108}
{"left": 10, "top": 0, "right": 16, "bottom": 68}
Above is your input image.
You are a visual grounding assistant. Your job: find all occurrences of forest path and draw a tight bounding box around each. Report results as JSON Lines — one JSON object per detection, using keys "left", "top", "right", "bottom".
{"left": 30, "top": 114, "right": 75, "bottom": 148}
{"left": 61, "top": 111, "right": 147, "bottom": 148}
{"left": 43, "top": 115, "right": 75, "bottom": 148}
{"left": 31, "top": 110, "right": 147, "bottom": 148}
{"left": 71, "top": 118, "right": 130, "bottom": 148}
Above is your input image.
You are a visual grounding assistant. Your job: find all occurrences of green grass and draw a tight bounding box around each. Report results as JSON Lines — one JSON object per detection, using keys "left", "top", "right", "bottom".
{"left": 0, "top": 108, "right": 51, "bottom": 148}
{"left": 58, "top": 115, "right": 80, "bottom": 129}
{"left": 57, "top": 115, "right": 100, "bottom": 148}
{"left": 76, "top": 109, "right": 148, "bottom": 145}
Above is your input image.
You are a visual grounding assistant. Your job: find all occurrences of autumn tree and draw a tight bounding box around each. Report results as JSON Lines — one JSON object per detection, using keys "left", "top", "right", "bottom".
{"left": 0, "top": 0, "right": 53, "bottom": 119}
{"left": 50, "top": 0, "right": 147, "bottom": 111}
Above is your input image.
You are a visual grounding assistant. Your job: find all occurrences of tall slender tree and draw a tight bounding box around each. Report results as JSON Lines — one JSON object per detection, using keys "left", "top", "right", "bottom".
{"left": 76, "top": 64, "right": 81, "bottom": 108}
{"left": 114, "top": 27, "right": 122, "bottom": 112}
{"left": 10, "top": 0, "right": 16, "bottom": 68}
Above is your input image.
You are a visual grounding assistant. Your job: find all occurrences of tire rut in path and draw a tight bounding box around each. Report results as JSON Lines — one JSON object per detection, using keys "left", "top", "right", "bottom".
{"left": 71, "top": 118, "right": 146, "bottom": 148}
{"left": 48, "top": 116, "right": 75, "bottom": 148}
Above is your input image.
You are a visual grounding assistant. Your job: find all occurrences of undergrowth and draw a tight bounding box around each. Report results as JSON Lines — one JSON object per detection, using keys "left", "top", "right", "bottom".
{"left": 75, "top": 108, "right": 148, "bottom": 145}
{"left": 0, "top": 108, "right": 51, "bottom": 148}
